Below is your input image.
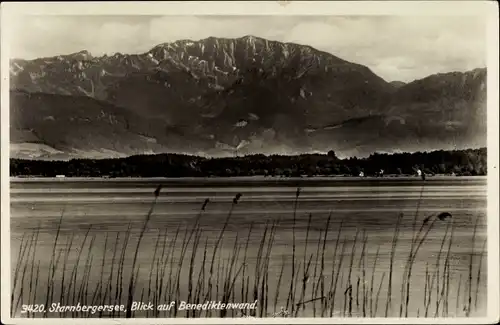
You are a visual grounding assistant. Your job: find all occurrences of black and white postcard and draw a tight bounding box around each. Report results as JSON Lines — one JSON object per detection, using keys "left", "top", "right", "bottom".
{"left": 1, "top": 1, "right": 499, "bottom": 324}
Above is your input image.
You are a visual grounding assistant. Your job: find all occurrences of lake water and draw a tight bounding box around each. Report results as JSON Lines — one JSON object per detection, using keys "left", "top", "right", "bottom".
{"left": 9, "top": 176, "right": 488, "bottom": 318}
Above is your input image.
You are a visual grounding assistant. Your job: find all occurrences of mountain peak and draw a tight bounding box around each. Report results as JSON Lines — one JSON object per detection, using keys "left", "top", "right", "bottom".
{"left": 8, "top": 36, "right": 487, "bottom": 160}
{"left": 239, "top": 35, "right": 260, "bottom": 40}
{"left": 68, "top": 50, "right": 93, "bottom": 60}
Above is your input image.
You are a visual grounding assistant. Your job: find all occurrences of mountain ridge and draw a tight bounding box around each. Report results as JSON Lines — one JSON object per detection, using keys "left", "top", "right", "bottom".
{"left": 9, "top": 36, "right": 487, "bottom": 160}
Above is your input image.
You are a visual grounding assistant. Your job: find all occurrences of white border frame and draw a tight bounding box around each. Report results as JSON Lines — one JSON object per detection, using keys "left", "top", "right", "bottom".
{"left": 1, "top": 1, "right": 499, "bottom": 324}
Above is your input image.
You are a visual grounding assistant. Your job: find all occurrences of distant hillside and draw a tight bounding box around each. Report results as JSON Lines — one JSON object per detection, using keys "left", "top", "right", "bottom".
{"left": 390, "top": 80, "right": 406, "bottom": 88}
{"left": 10, "top": 36, "right": 487, "bottom": 159}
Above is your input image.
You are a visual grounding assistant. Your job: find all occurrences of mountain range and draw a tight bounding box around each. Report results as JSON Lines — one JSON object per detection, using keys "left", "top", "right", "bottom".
{"left": 9, "top": 35, "right": 487, "bottom": 160}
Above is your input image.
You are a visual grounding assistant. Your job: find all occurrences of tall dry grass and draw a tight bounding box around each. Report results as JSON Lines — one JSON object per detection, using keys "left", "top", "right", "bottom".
{"left": 10, "top": 185, "right": 487, "bottom": 318}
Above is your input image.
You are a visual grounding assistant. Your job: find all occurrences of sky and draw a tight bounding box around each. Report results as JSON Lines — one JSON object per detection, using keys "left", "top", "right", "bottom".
{"left": 8, "top": 15, "right": 487, "bottom": 82}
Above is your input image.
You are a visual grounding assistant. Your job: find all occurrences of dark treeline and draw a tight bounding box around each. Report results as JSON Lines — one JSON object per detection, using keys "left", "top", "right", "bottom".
{"left": 10, "top": 147, "right": 487, "bottom": 178}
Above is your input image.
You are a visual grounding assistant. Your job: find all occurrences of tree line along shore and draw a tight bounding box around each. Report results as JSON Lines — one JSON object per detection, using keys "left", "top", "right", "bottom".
{"left": 9, "top": 147, "right": 486, "bottom": 178}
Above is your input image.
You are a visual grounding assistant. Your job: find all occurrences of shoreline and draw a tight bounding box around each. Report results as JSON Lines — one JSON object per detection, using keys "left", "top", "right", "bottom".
{"left": 9, "top": 175, "right": 487, "bottom": 187}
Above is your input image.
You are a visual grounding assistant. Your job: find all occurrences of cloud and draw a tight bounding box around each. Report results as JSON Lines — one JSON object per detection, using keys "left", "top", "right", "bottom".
{"left": 282, "top": 16, "right": 486, "bottom": 81}
{"left": 7, "top": 15, "right": 486, "bottom": 82}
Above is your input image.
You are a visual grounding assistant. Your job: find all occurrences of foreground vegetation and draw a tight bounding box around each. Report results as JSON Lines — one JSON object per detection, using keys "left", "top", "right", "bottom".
{"left": 10, "top": 147, "right": 486, "bottom": 177}
{"left": 10, "top": 186, "right": 486, "bottom": 318}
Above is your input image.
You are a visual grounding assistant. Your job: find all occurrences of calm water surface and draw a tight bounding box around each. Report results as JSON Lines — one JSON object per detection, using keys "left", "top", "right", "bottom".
{"left": 10, "top": 176, "right": 488, "bottom": 318}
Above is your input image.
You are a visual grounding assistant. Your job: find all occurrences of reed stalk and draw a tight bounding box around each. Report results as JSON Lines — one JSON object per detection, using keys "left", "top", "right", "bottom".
{"left": 286, "top": 188, "right": 300, "bottom": 313}
{"left": 385, "top": 212, "right": 403, "bottom": 317}
{"left": 474, "top": 238, "right": 487, "bottom": 312}
{"left": 466, "top": 216, "right": 479, "bottom": 317}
